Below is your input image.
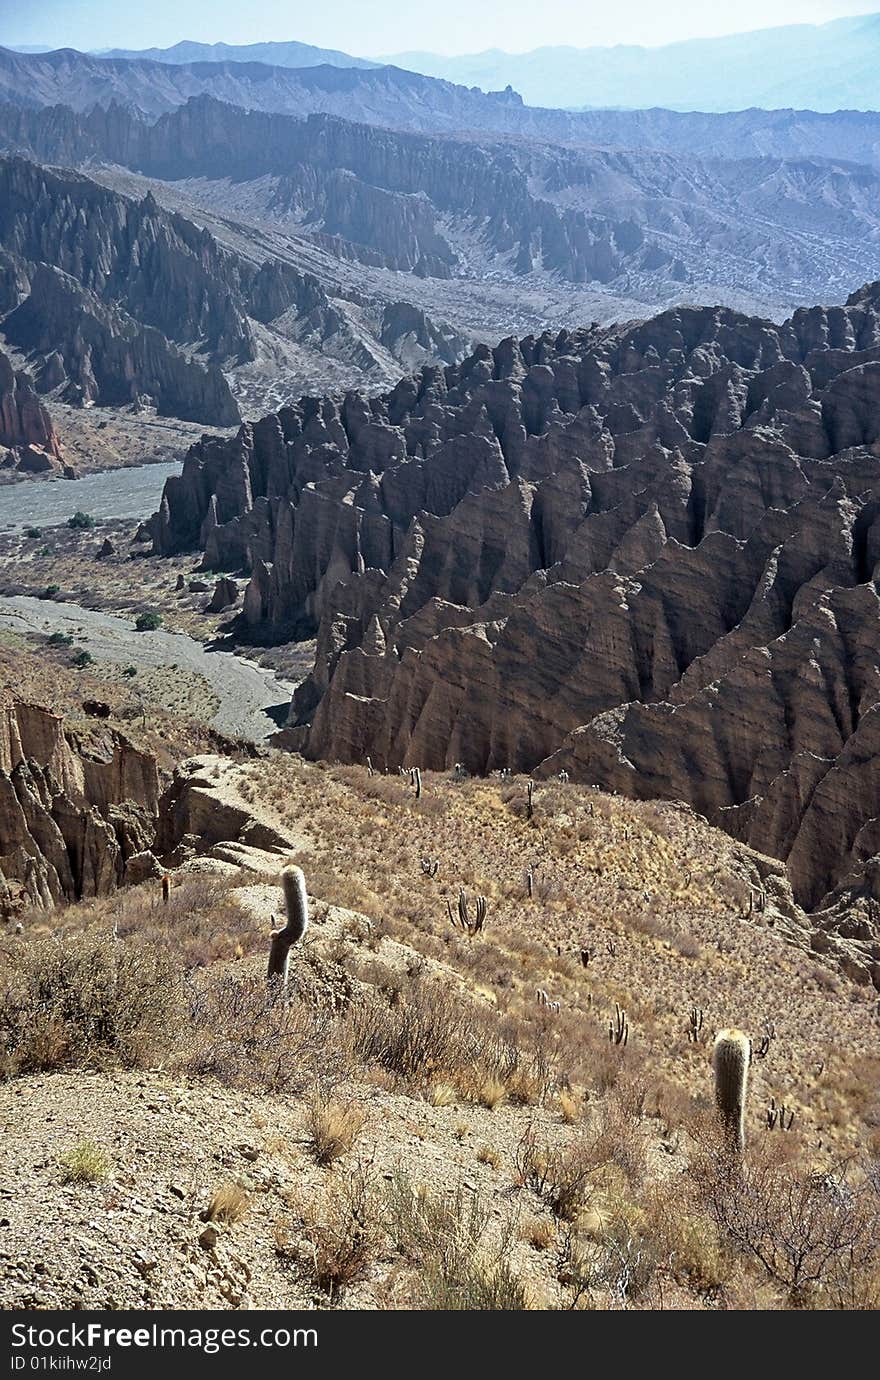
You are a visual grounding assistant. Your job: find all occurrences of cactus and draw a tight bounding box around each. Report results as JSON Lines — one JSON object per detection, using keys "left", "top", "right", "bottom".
{"left": 608, "top": 1003, "right": 629, "bottom": 1047}
{"left": 161, "top": 873, "right": 170, "bottom": 905}
{"left": 688, "top": 1007, "right": 705, "bottom": 1044}
{"left": 526, "top": 864, "right": 534, "bottom": 899}
{"left": 527, "top": 780, "right": 535, "bottom": 820}
{"left": 766, "top": 1097, "right": 795, "bottom": 1131}
{"left": 713, "top": 1028, "right": 750, "bottom": 1153}
{"left": 448, "top": 889, "right": 488, "bottom": 935}
{"left": 267, "top": 865, "right": 309, "bottom": 997}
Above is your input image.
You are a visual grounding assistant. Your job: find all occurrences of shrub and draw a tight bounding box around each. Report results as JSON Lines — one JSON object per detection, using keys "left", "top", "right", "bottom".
{"left": 67, "top": 511, "right": 95, "bottom": 530}
{"left": 344, "top": 972, "right": 543, "bottom": 1099}
{"left": 693, "top": 1135, "right": 880, "bottom": 1305}
{"left": 23, "top": 526, "right": 42, "bottom": 539}
{"left": 284, "top": 1165, "right": 380, "bottom": 1301}
{"left": 71, "top": 649, "right": 93, "bottom": 668}
{"left": 386, "top": 1176, "right": 530, "bottom": 1310}
{"left": 46, "top": 631, "right": 73, "bottom": 647}
{"left": 135, "top": 611, "right": 162, "bottom": 632}
{"left": 0, "top": 935, "right": 178, "bottom": 1079}
{"left": 184, "top": 973, "right": 339, "bottom": 1094}
{"left": 40, "top": 585, "right": 60, "bottom": 599}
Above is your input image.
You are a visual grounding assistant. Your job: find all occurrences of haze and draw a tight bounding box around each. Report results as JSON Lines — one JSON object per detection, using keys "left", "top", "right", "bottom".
{"left": 3, "top": 0, "right": 880, "bottom": 57}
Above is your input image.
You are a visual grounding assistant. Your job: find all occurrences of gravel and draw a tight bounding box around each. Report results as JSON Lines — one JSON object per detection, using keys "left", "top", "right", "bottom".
{"left": 0, "top": 594, "right": 295, "bottom": 742}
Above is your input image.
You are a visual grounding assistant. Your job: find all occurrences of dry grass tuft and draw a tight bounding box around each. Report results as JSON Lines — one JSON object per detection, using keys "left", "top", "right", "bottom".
{"left": 58, "top": 1141, "right": 110, "bottom": 1184}
{"left": 203, "top": 1181, "right": 250, "bottom": 1224}
{"left": 306, "top": 1096, "right": 368, "bottom": 1166}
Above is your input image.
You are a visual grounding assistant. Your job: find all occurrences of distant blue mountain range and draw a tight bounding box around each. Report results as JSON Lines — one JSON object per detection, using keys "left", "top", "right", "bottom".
{"left": 385, "top": 13, "right": 880, "bottom": 112}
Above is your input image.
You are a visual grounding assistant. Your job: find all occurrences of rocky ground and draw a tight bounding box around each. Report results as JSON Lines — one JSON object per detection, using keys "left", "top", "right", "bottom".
{"left": 1, "top": 741, "right": 878, "bottom": 1310}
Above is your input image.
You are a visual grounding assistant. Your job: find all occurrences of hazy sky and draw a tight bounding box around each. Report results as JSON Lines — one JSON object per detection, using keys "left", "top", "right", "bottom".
{"left": 2, "top": 0, "right": 879, "bottom": 57}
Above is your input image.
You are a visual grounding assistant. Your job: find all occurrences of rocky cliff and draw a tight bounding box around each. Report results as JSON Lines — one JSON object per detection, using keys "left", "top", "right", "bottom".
{"left": 0, "top": 693, "right": 159, "bottom": 911}
{"left": 0, "top": 151, "right": 470, "bottom": 417}
{"left": 4, "top": 265, "right": 241, "bottom": 426}
{"left": 151, "top": 281, "right": 880, "bottom": 911}
{"left": 4, "top": 47, "right": 880, "bottom": 168}
{"left": 3, "top": 101, "right": 879, "bottom": 310}
{"left": 0, "top": 347, "right": 64, "bottom": 472}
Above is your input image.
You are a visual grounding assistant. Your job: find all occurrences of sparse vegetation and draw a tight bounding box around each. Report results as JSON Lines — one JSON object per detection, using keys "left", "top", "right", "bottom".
{"left": 58, "top": 1141, "right": 110, "bottom": 1184}
{"left": 305, "top": 1096, "right": 368, "bottom": 1166}
{"left": 203, "top": 1181, "right": 250, "bottom": 1224}
{"left": 1, "top": 755, "right": 878, "bottom": 1310}
{"left": 134, "top": 610, "right": 162, "bottom": 632}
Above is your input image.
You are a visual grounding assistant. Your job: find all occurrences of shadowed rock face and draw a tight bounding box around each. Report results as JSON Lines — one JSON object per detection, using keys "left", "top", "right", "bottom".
{"left": 0, "top": 694, "right": 159, "bottom": 910}
{"left": 151, "top": 282, "right": 880, "bottom": 909}
{"left": 5, "top": 99, "right": 880, "bottom": 308}
{"left": 0, "top": 348, "right": 62, "bottom": 464}
{"left": 0, "top": 153, "right": 471, "bottom": 419}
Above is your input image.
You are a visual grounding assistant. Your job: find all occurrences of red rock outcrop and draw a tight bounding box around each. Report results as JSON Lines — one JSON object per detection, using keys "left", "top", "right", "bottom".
{"left": 0, "top": 348, "right": 62, "bottom": 466}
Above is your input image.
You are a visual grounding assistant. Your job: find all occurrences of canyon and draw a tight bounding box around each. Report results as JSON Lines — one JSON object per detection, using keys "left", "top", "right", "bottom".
{"left": 148, "top": 279, "right": 880, "bottom": 916}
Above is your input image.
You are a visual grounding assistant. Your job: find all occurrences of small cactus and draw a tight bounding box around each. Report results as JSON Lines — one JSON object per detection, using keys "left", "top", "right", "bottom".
{"left": 267, "top": 865, "right": 309, "bottom": 998}
{"left": 161, "top": 873, "right": 170, "bottom": 905}
{"left": 713, "top": 1028, "right": 750, "bottom": 1153}
{"left": 766, "top": 1097, "right": 795, "bottom": 1131}
{"left": 527, "top": 780, "right": 535, "bottom": 820}
{"left": 688, "top": 1007, "right": 705, "bottom": 1044}
{"left": 609, "top": 1003, "right": 629, "bottom": 1047}
{"left": 448, "top": 888, "right": 488, "bottom": 935}
{"left": 410, "top": 766, "right": 422, "bottom": 799}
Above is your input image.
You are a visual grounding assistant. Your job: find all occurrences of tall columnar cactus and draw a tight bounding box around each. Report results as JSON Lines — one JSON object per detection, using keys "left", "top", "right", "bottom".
{"left": 713, "top": 1028, "right": 750, "bottom": 1153}
{"left": 161, "top": 873, "right": 170, "bottom": 905}
{"left": 267, "top": 865, "right": 309, "bottom": 996}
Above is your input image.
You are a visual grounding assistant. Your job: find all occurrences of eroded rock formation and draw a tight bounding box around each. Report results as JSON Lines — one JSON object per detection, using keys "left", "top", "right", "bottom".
{"left": 150, "top": 282, "right": 880, "bottom": 914}
{"left": 0, "top": 347, "right": 64, "bottom": 471}
{"left": 0, "top": 693, "right": 159, "bottom": 912}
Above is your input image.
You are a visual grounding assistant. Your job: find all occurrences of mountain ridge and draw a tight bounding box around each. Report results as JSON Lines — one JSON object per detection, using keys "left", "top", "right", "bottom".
{"left": 149, "top": 278, "right": 880, "bottom": 920}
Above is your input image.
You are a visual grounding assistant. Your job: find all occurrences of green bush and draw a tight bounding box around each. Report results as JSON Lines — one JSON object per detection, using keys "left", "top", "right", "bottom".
{"left": 23, "top": 526, "right": 42, "bottom": 539}
{"left": 71, "top": 649, "right": 93, "bottom": 668}
{"left": 67, "top": 511, "right": 95, "bottom": 530}
{"left": 46, "top": 631, "right": 73, "bottom": 647}
{"left": 135, "top": 611, "right": 162, "bottom": 632}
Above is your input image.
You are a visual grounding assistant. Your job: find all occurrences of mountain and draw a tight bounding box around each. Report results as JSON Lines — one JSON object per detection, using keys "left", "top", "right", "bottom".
{"left": 95, "top": 38, "right": 377, "bottom": 70}
{"left": 1, "top": 95, "right": 879, "bottom": 323}
{"left": 150, "top": 278, "right": 880, "bottom": 924}
{"left": 387, "top": 13, "right": 880, "bottom": 113}
{"left": 0, "top": 152, "right": 470, "bottom": 427}
{"left": 4, "top": 44, "right": 880, "bottom": 168}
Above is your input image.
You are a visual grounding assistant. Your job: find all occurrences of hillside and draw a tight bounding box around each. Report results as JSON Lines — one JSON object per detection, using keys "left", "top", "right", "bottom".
{"left": 1, "top": 710, "right": 878, "bottom": 1308}
{"left": 142, "top": 280, "right": 880, "bottom": 928}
